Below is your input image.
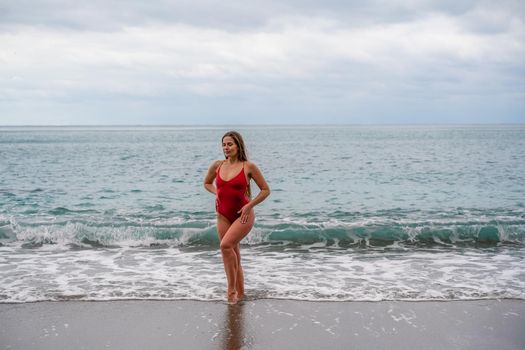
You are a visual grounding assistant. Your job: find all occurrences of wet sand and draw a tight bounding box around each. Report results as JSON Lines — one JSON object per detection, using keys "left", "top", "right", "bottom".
{"left": 1, "top": 299, "right": 524, "bottom": 350}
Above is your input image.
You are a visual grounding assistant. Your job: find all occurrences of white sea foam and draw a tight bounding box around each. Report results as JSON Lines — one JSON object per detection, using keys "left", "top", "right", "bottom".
{"left": 1, "top": 245, "right": 523, "bottom": 303}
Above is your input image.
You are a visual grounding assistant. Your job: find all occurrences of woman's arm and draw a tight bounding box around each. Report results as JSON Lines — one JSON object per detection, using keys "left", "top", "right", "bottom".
{"left": 245, "top": 161, "right": 270, "bottom": 208}
{"left": 203, "top": 160, "right": 221, "bottom": 195}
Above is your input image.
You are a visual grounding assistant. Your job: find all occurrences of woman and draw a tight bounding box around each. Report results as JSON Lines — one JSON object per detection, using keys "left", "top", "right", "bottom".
{"left": 204, "top": 131, "right": 270, "bottom": 304}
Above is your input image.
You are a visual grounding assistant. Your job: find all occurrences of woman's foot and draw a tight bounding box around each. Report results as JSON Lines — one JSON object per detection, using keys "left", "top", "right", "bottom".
{"left": 227, "top": 291, "right": 238, "bottom": 305}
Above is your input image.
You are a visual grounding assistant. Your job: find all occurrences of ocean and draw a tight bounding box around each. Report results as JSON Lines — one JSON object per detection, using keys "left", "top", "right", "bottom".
{"left": 0, "top": 125, "right": 524, "bottom": 302}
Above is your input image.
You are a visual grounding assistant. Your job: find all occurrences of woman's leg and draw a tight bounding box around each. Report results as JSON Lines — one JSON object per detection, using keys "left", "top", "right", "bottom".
{"left": 216, "top": 214, "right": 230, "bottom": 241}
{"left": 234, "top": 243, "right": 244, "bottom": 299}
{"left": 216, "top": 215, "right": 246, "bottom": 301}
{"left": 219, "top": 210, "right": 254, "bottom": 303}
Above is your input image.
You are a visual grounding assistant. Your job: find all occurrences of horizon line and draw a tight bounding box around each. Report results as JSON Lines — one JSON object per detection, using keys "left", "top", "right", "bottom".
{"left": 1, "top": 122, "right": 524, "bottom": 127}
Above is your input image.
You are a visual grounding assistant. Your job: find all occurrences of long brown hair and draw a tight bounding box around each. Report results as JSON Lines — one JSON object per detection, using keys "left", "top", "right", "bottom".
{"left": 221, "top": 130, "right": 251, "bottom": 197}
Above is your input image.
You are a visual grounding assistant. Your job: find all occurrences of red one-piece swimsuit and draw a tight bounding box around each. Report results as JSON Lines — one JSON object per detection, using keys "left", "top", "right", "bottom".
{"left": 216, "top": 161, "right": 250, "bottom": 223}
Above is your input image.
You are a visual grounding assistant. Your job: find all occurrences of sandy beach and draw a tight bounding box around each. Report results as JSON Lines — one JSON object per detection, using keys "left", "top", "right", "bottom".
{"left": 1, "top": 299, "right": 523, "bottom": 350}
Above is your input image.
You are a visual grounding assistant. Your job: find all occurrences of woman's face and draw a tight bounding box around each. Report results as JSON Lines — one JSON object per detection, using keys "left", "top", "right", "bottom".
{"left": 222, "top": 136, "right": 238, "bottom": 159}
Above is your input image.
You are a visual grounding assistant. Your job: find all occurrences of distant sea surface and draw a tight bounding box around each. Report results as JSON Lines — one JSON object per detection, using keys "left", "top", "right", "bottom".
{"left": 1, "top": 125, "right": 524, "bottom": 302}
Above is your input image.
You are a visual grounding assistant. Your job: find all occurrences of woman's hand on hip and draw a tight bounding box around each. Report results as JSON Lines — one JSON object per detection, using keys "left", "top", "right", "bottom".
{"left": 237, "top": 204, "right": 253, "bottom": 224}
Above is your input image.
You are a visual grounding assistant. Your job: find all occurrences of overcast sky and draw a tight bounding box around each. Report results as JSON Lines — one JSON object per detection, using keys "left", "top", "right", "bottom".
{"left": 1, "top": 0, "right": 524, "bottom": 125}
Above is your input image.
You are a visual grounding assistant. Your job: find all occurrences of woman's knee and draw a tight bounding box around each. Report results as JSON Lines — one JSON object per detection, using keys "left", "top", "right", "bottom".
{"left": 220, "top": 239, "right": 235, "bottom": 252}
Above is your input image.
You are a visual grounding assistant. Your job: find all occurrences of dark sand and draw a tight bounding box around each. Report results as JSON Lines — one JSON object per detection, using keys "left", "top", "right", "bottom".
{"left": 1, "top": 299, "right": 524, "bottom": 350}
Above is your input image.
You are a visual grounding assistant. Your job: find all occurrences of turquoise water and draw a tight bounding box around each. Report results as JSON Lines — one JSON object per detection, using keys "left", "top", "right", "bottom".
{"left": 0, "top": 125, "right": 524, "bottom": 302}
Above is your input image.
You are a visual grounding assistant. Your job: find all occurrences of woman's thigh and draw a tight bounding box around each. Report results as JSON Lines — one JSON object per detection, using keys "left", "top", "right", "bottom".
{"left": 216, "top": 214, "right": 231, "bottom": 241}
{"left": 221, "top": 210, "right": 255, "bottom": 247}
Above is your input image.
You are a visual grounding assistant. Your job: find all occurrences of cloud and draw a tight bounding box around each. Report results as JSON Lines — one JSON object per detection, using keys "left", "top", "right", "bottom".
{"left": 3, "top": 0, "right": 522, "bottom": 31}
{"left": 0, "top": 1, "right": 524, "bottom": 124}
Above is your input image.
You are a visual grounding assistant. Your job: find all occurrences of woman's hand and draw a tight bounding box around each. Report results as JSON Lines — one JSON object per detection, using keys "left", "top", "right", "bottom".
{"left": 237, "top": 204, "right": 253, "bottom": 224}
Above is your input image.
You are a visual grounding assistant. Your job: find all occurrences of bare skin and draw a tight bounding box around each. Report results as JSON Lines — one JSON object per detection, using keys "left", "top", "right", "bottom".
{"left": 203, "top": 136, "right": 270, "bottom": 304}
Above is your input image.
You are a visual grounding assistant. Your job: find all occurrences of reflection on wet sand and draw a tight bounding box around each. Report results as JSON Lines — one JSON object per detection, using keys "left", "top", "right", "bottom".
{"left": 221, "top": 303, "right": 249, "bottom": 350}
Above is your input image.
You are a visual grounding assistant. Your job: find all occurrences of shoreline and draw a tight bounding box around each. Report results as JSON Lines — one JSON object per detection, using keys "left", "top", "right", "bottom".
{"left": 2, "top": 299, "right": 524, "bottom": 350}
{"left": 1, "top": 296, "right": 524, "bottom": 304}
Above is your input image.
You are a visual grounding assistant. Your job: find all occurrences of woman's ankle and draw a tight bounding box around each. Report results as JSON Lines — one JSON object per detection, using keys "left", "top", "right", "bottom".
{"left": 227, "top": 290, "right": 238, "bottom": 304}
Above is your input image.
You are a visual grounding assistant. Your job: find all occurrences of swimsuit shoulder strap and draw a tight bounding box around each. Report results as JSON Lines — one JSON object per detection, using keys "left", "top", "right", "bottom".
{"left": 216, "top": 160, "right": 224, "bottom": 174}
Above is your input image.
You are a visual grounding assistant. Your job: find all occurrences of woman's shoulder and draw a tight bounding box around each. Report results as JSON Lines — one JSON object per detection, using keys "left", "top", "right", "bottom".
{"left": 244, "top": 160, "right": 259, "bottom": 171}
{"left": 210, "top": 159, "right": 224, "bottom": 170}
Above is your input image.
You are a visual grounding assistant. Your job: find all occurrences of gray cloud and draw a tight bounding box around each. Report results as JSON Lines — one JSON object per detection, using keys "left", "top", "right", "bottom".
{"left": 0, "top": 1, "right": 524, "bottom": 124}
{"left": 2, "top": 0, "right": 523, "bottom": 30}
